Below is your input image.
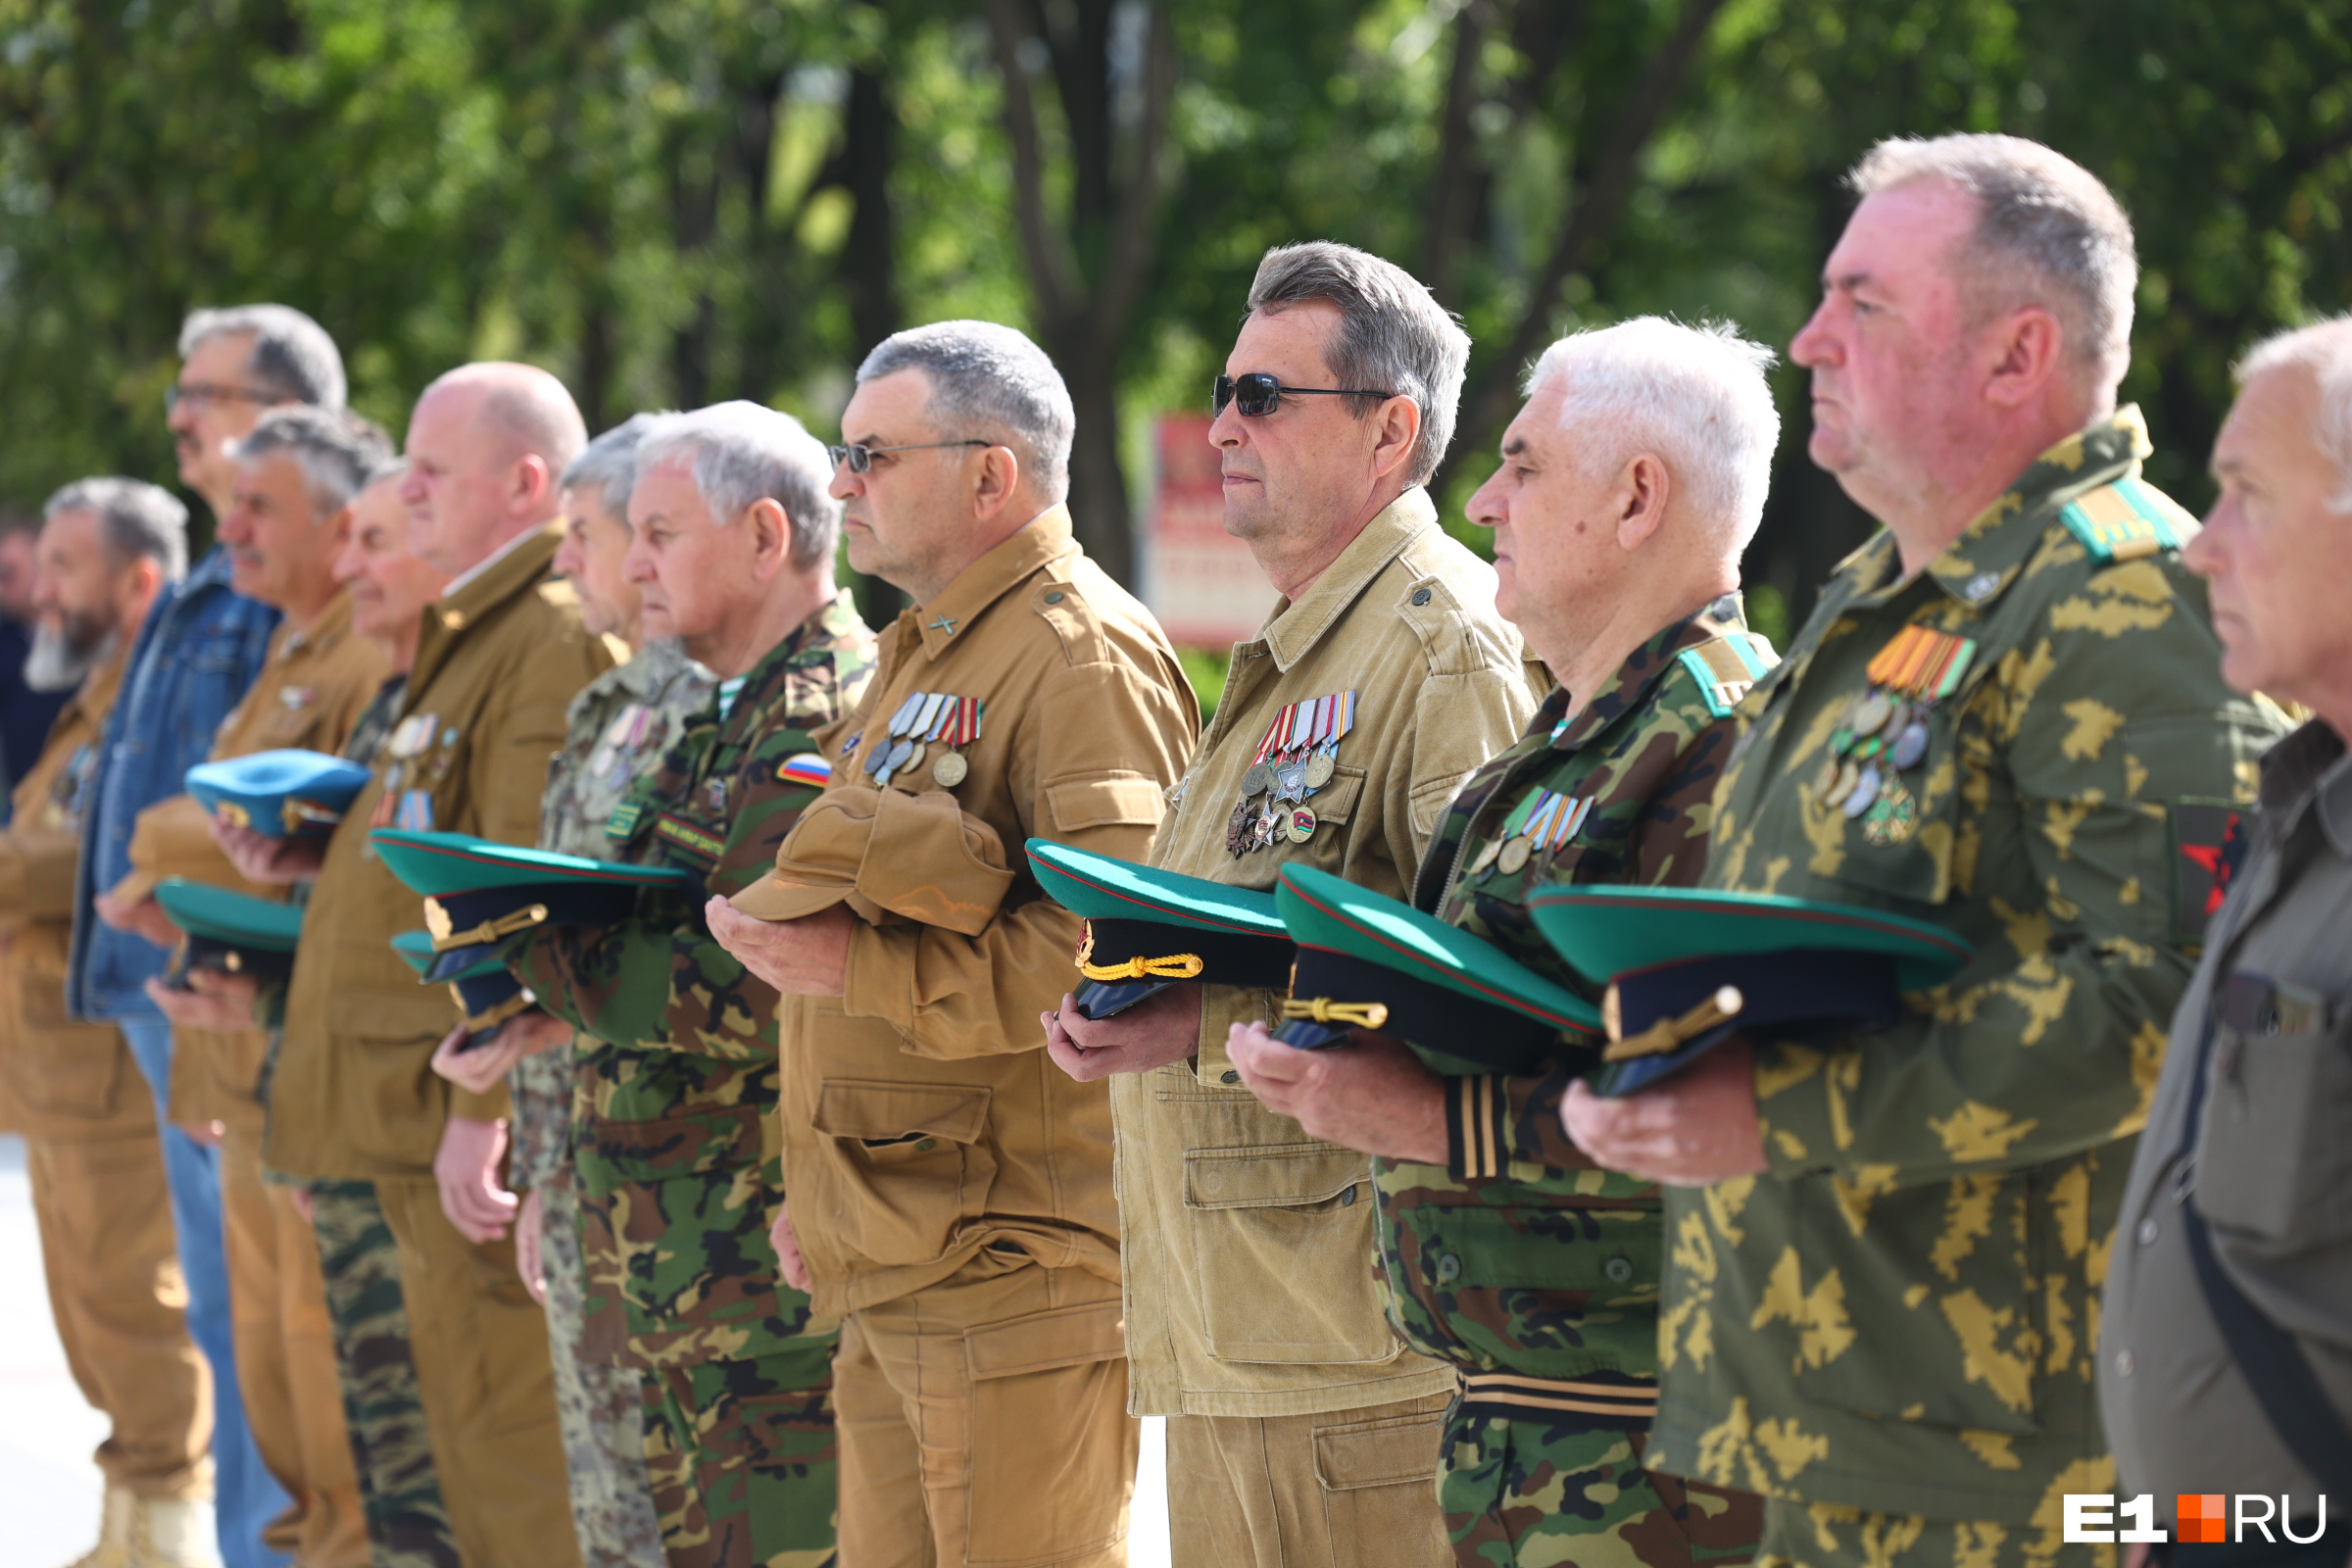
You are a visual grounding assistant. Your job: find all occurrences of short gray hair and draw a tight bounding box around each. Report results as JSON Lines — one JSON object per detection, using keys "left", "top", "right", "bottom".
{"left": 1851, "top": 134, "right": 2137, "bottom": 396}
{"left": 42, "top": 477, "right": 190, "bottom": 582}
{"left": 634, "top": 401, "right": 842, "bottom": 568}
{"left": 2236, "top": 315, "right": 2352, "bottom": 513}
{"left": 1527, "top": 318, "right": 1782, "bottom": 551}
{"left": 231, "top": 406, "right": 398, "bottom": 515}
{"left": 563, "top": 413, "right": 666, "bottom": 522}
{"left": 856, "top": 321, "right": 1076, "bottom": 503}
{"left": 178, "top": 304, "right": 347, "bottom": 409}
{"left": 1245, "top": 242, "right": 1471, "bottom": 486}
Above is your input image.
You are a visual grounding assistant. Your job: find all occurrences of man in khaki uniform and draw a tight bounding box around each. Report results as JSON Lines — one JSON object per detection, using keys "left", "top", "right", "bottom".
{"left": 1044, "top": 242, "right": 1541, "bottom": 1567}
{"left": 710, "top": 320, "right": 1199, "bottom": 1568}
{"left": 225, "top": 364, "right": 611, "bottom": 1568}
{"left": 0, "top": 484, "right": 213, "bottom": 1565}
{"left": 130, "top": 407, "right": 398, "bottom": 1568}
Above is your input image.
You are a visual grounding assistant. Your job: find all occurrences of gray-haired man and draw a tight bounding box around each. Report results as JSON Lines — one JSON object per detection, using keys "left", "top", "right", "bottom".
{"left": 490, "top": 401, "right": 877, "bottom": 1568}
{"left": 707, "top": 323, "right": 1200, "bottom": 1567}
{"left": 1041, "top": 242, "right": 1541, "bottom": 1567}
{"left": 169, "top": 304, "right": 348, "bottom": 524}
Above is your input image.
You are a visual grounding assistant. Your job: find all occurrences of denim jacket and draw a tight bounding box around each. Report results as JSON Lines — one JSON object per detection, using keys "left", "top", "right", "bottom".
{"left": 68, "top": 547, "right": 279, "bottom": 1019}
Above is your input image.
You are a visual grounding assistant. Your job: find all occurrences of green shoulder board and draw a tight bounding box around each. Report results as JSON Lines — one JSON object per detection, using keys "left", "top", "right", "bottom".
{"left": 1676, "top": 631, "right": 1781, "bottom": 719}
{"left": 2058, "top": 475, "right": 2194, "bottom": 564}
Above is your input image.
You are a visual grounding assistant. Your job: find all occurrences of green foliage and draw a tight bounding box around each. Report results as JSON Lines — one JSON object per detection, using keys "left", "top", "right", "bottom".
{"left": 0, "top": 0, "right": 2345, "bottom": 628}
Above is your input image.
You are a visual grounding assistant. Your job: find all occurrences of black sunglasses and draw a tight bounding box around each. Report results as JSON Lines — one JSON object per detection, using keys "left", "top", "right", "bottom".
{"left": 826, "top": 439, "right": 990, "bottom": 474}
{"left": 1212, "top": 372, "right": 1396, "bottom": 418}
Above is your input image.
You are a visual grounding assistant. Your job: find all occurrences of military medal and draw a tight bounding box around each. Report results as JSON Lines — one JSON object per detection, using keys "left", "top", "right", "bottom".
{"left": 1496, "top": 837, "right": 1533, "bottom": 874}
{"left": 1286, "top": 807, "right": 1317, "bottom": 844}
{"left": 1470, "top": 837, "right": 1502, "bottom": 875}
{"left": 927, "top": 696, "right": 980, "bottom": 786}
{"left": 1842, "top": 762, "right": 1881, "bottom": 819}
{"left": 1226, "top": 799, "right": 1252, "bottom": 856}
{"left": 1861, "top": 778, "right": 1917, "bottom": 846}
{"left": 1812, "top": 626, "right": 1977, "bottom": 811}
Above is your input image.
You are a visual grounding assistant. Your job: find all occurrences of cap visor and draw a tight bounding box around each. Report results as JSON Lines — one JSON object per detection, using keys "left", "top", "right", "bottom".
{"left": 727, "top": 875, "right": 855, "bottom": 923}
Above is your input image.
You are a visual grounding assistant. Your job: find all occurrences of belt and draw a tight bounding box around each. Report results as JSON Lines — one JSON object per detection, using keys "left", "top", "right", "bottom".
{"left": 1457, "top": 1370, "right": 1658, "bottom": 1429}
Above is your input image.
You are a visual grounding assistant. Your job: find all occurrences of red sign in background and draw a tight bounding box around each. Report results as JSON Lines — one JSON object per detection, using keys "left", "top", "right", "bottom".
{"left": 1140, "top": 414, "right": 1279, "bottom": 649}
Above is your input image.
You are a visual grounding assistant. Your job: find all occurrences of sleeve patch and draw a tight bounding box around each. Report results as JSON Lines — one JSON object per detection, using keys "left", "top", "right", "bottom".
{"left": 2059, "top": 477, "right": 2183, "bottom": 564}
{"left": 2171, "top": 797, "right": 2249, "bottom": 944}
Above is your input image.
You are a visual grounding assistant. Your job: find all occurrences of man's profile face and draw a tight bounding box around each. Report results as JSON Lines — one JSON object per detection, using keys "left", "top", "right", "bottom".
{"left": 169, "top": 332, "right": 277, "bottom": 505}
{"left": 1788, "top": 182, "right": 1978, "bottom": 512}
{"left": 2190, "top": 363, "right": 2352, "bottom": 709}
{"left": 622, "top": 458, "right": 745, "bottom": 652}
{"left": 1466, "top": 377, "right": 1623, "bottom": 655}
{"left": 31, "top": 508, "right": 122, "bottom": 659}
{"left": 555, "top": 483, "right": 646, "bottom": 642}
{"left": 220, "top": 451, "right": 341, "bottom": 611}
{"left": 399, "top": 383, "right": 514, "bottom": 573}
{"left": 336, "top": 481, "right": 450, "bottom": 642}
{"left": 831, "top": 368, "right": 976, "bottom": 597}
{"left": 1209, "top": 301, "right": 1384, "bottom": 544}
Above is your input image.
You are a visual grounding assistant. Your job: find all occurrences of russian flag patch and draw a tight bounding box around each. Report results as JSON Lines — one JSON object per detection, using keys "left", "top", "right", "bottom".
{"left": 777, "top": 754, "right": 832, "bottom": 789}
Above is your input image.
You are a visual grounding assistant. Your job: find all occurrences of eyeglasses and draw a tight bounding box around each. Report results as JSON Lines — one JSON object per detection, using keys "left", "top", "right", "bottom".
{"left": 826, "top": 439, "right": 990, "bottom": 474}
{"left": 165, "top": 382, "right": 280, "bottom": 416}
{"left": 1212, "top": 372, "right": 1396, "bottom": 419}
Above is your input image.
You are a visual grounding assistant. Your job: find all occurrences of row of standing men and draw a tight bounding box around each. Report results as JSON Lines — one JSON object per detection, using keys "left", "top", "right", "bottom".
{"left": 2, "top": 126, "right": 2346, "bottom": 1568}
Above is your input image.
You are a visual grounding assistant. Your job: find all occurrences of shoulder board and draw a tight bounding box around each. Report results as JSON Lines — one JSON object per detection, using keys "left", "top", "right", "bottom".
{"left": 1676, "top": 633, "right": 1780, "bottom": 719}
{"left": 2057, "top": 476, "right": 2191, "bottom": 564}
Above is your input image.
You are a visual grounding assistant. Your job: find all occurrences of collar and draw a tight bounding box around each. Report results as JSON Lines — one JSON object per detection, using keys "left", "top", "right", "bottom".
{"left": 65, "top": 643, "right": 132, "bottom": 730}
{"left": 1260, "top": 488, "right": 1439, "bottom": 672}
{"left": 910, "top": 506, "right": 1079, "bottom": 661}
{"left": 440, "top": 523, "right": 550, "bottom": 602}
{"left": 1549, "top": 599, "right": 1750, "bottom": 752}
{"left": 1843, "top": 408, "right": 2154, "bottom": 612}
{"left": 277, "top": 589, "right": 354, "bottom": 661}
{"left": 2259, "top": 719, "right": 2352, "bottom": 859}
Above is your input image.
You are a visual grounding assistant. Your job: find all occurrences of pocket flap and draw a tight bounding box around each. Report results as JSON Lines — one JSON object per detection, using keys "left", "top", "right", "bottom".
{"left": 1313, "top": 1407, "right": 1446, "bottom": 1492}
{"left": 964, "top": 1298, "right": 1126, "bottom": 1380}
{"left": 1046, "top": 774, "right": 1168, "bottom": 831}
{"left": 1309, "top": 764, "right": 1365, "bottom": 828}
{"left": 1184, "top": 1144, "right": 1368, "bottom": 1210}
{"left": 812, "top": 1079, "right": 992, "bottom": 1145}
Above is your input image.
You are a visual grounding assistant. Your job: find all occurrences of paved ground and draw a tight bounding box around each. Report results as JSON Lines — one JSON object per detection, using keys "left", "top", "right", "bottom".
{"left": 0, "top": 1133, "right": 1171, "bottom": 1567}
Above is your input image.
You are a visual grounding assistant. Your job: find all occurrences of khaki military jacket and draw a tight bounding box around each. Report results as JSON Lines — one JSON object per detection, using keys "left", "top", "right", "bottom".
{"left": 772, "top": 506, "right": 1199, "bottom": 1318}
{"left": 1117, "top": 487, "right": 1543, "bottom": 1418}
{"left": 1653, "top": 412, "right": 2287, "bottom": 1522}
{"left": 0, "top": 651, "right": 151, "bottom": 1140}
{"left": 2100, "top": 718, "right": 2352, "bottom": 1507}
{"left": 267, "top": 526, "right": 616, "bottom": 1180}
{"left": 112, "top": 593, "right": 386, "bottom": 1133}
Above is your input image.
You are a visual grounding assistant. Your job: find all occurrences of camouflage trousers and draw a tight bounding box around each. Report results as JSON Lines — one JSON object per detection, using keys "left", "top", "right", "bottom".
{"left": 307, "top": 1178, "right": 461, "bottom": 1568}
{"left": 639, "top": 1340, "right": 838, "bottom": 1568}
{"left": 538, "top": 1167, "right": 664, "bottom": 1567}
{"left": 1756, "top": 1500, "right": 2121, "bottom": 1568}
{"left": 1443, "top": 1411, "right": 1762, "bottom": 1568}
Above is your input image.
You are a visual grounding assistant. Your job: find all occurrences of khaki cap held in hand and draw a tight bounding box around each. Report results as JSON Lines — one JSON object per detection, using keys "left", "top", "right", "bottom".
{"left": 728, "top": 784, "right": 1013, "bottom": 937}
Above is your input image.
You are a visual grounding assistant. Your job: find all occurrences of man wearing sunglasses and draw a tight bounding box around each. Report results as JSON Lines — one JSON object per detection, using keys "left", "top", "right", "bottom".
{"left": 1043, "top": 240, "right": 1543, "bottom": 1568}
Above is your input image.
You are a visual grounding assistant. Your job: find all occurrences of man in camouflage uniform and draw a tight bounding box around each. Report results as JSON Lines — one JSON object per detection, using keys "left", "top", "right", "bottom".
{"left": 500, "top": 415, "right": 701, "bottom": 1568}
{"left": 1565, "top": 136, "right": 2288, "bottom": 1568}
{"left": 1229, "top": 319, "right": 1778, "bottom": 1567}
{"left": 512, "top": 403, "right": 875, "bottom": 1568}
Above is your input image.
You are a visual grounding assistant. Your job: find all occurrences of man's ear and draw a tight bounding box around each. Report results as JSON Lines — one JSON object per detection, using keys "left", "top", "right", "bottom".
{"left": 1983, "top": 306, "right": 2065, "bottom": 410}
{"left": 745, "top": 497, "right": 791, "bottom": 577}
{"left": 511, "top": 454, "right": 556, "bottom": 517}
{"left": 118, "top": 556, "right": 165, "bottom": 624}
{"left": 1368, "top": 396, "right": 1424, "bottom": 484}
{"left": 1616, "top": 454, "right": 1671, "bottom": 552}
{"left": 970, "top": 445, "right": 1023, "bottom": 523}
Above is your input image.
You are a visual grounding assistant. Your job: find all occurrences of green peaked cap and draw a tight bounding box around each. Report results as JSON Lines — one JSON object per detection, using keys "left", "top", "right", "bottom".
{"left": 369, "top": 829, "right": 692, "bottom": 897}
{"left": 1523, "top": 884, "right": 1970, "bottom": 991}
{"left": 1275, "top": 863, "right": 1601, "bottom": 1040}
{"left": 389, "top": 929, "right": 509, "bottom": 984}
{"left": 154, "top": 878, "right": 304, "bottom": 952}
{"left": 186, "top": 748, "right": 371, "bottom": 838}
{"left": 1025, "top": 838, "right": 1285, "bottom": 935}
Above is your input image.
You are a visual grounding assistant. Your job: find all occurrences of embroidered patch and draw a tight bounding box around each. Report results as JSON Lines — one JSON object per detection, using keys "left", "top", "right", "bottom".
{"left": 605, "top": 800, "right": 647, "bottom": 840}
{"left": 2172, "top": 797, "right": 2248, "bottom": 944}
{"left": 654, "top": 812, "right": 726, "bottom": 867}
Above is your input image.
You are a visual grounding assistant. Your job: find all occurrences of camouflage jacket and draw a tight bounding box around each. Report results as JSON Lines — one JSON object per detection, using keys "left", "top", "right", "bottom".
{"left": 507, "top": 641, "right": 713, "bottom": 1191}
{"left": 520, "top": 592, "right": 875, "bottom": 1367}
{"left": 1374, "top": 605, "right": 1772, "bottom": 1415}
{"left": 1653, "top": 411, "right": 2287, "bottom": 1523}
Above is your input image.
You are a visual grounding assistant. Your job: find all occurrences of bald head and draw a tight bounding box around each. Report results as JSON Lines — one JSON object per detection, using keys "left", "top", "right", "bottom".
{"left": 400, "top": 362, "right": 586, "bottom": 576}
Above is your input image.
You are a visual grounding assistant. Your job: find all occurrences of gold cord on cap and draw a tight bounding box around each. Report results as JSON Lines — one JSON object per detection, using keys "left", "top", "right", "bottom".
{"left": 1081, "top": 953, "right": 1205, "bottom": 982}
{"left": 1601, "top": 985, "right": 1744, "bottom": 1062}
{"left": 1279, "top": 997, "right": 1391, "bottom": 1031}
{"left": 423, "top": 898, "right": 551, "bottom": 953}
{"left": 453, "top": 985, "right": 538, "bottom": 1034}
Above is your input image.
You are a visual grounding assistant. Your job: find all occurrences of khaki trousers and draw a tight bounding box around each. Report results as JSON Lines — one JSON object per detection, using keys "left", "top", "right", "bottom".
{"left": 24, "top": 1131, "right": 212, "bottom": 1499}
{"left": 836, "top": 1256, "right": 1135, "bottom": 1568}
{"left": 220, "top": 1127, "right": 368, "bottom": 1566}
{"left": 373, "top": 1174, "right": 580, "bottom": 1568}
{"left": 1166, "top": 1391, "right": 1452, "bottom": 1568}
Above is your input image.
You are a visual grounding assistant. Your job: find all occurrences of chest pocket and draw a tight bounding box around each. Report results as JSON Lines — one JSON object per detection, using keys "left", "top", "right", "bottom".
{"left": 1821, "top": 666, "right": 1992, "bottom": 908}
{"left": 2195, "top": 970, "right": 2352, "bottom": 1246}
{"left": 1264, "top": 764, "right": 1366, "bottom": 864}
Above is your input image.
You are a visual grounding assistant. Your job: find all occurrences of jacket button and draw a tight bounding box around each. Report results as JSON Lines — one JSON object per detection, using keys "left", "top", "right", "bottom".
{"left": 1044, "top": 591, "right": 1064, "bottom": 604}
{"left": 2137, "top": 1217, "right": 2158, "bottom": 1246}
{"left": 2114, "top": 1348, "right": 2135, "bottom": 1377}
{"left": 1435, "top": 1253, "right": 1461, "bottom": 1283}
{"left": 1220, "top": 1070, "right": 1240, "bottom": 1085}
{"left": 1339, "top": 1185, "right": 1357, "bottom": 1206}
{"left": 1411, "top": 587, "right": 1433, "bottom": 606}
{"left": 1603, "top": 1255, "right": 1635, "bottom": 1284}
{"left": 916, "top": 1139, "right": 937, "bottom": 1152}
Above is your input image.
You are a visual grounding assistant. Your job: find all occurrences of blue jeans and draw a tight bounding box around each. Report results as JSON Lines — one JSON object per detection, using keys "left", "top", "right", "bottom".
{"left": 117, "top": 1015, "right": 292, "bottom": 1568}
